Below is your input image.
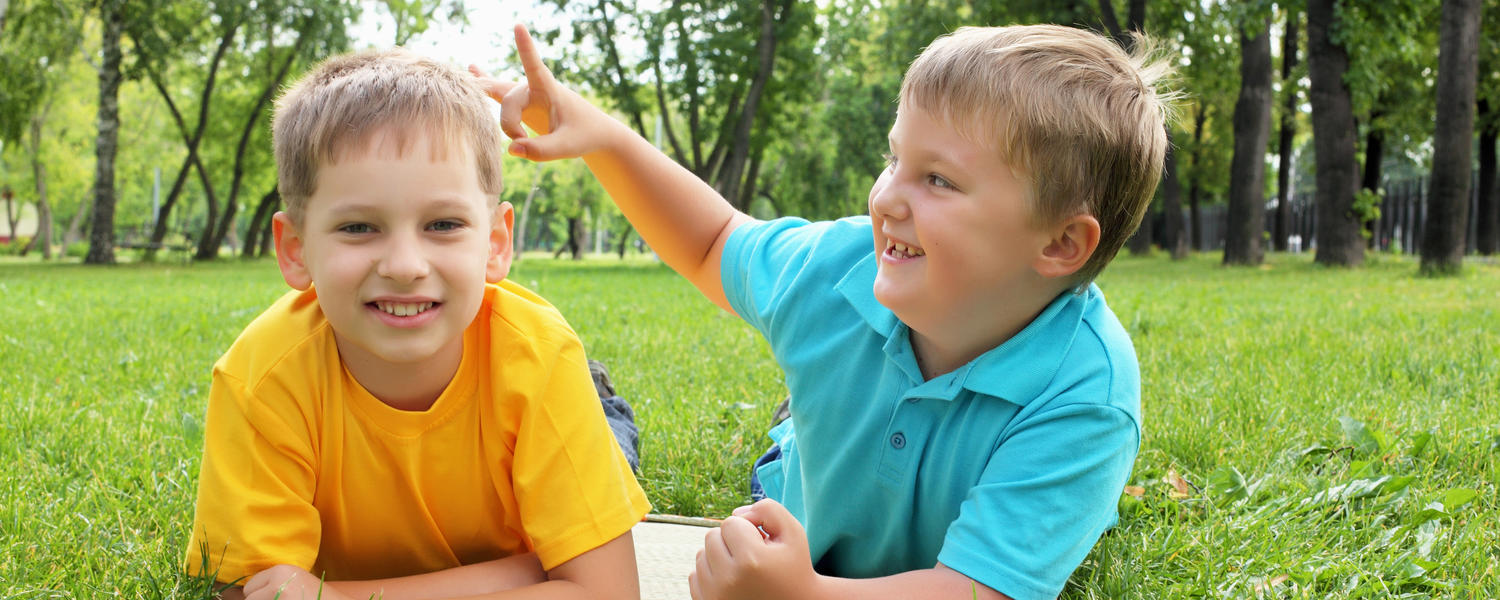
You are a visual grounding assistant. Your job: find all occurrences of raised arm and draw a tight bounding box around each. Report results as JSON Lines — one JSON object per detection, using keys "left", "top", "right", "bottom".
{"left": 471, "top": 25, "right": 751, "bottom": 312}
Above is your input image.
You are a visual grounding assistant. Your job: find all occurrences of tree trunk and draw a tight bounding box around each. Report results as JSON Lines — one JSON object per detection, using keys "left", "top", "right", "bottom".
{"left": 559, "top": 217, "right": 584, "bottom": 260}
{"left": 1361, "top": 119, "right": 1385, "bottom": 247}
{"left": 3, "top": 198, "right": 16, "bottom": 242}
{"left": 1162, "top": 133, "right": 1187, "bottom": 259}
{"left": 1274, "top": 8, "right": 1299, "bottom": 253}
{"left": 1224, "top": 17, "right": 1273, "bottom": 266}
{"left": 1189, "top": 103, "right": 1207, "bottom": 251}
{"left": 64, "top": 192, "right": 91, "bottom": 245}
{"left": 1420, "top": 0, "right": 1482, "bottom": 275}
{"left": 1478, "top": 99, "right": 1498, "bottom": 255}
{"left": 715, "top": 0, "right": 789, "bottom": 211}
{"left": 616, "top": 223, "right": 633, "bottom": 258}
{"left": 242, "top": 185, "right": 279, "bottom": 258}
{"left": 85, "top": 0, "right": 124, "bottom": 265}
{"left": 515, "top": 166, "right": 543, "bottom": 257}
{"left": 143, "top": 20, "right": 238, "bottom": 261}
{"left": 1308, "top": 0, "right": 1364, "bottom": 267}
{"left": 29, "top": 112, "right": 53, "bottom": 259}
{"left": 200, "top": 34, "right": 303, "bottom": 260}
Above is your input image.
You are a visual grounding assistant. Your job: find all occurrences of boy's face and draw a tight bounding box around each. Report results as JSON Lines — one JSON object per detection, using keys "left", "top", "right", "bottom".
{"left": 274, "top": 129, "right": 512, "bottom": 379}
{"left": 868, "top": 104, "right": 1054, "bottom": 336}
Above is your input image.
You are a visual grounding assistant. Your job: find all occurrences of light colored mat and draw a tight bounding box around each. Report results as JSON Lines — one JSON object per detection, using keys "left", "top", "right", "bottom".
{"left": 633, "top": 517, "right": 717, "bottom": 600}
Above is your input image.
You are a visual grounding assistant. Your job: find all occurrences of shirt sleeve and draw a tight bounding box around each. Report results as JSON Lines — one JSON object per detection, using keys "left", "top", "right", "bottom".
{"left": 511, "top": 334, "right": 651, "bottom": 571}
{"left": 937, "top": 402, "right": 1139, "bottom": 600}
{"left": 721, "top": 217, "right": 867, "bottom": 340}
{"left": 183, "top": 368, "right": 321, "bottom": 584}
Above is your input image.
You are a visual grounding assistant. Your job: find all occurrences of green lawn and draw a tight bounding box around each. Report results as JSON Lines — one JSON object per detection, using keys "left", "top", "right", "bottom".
{"left": 0, "top": 251, "right": 1496, "bottom": 598}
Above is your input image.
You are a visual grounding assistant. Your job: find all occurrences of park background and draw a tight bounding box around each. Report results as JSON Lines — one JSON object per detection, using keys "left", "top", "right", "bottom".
{"left": 2, "top": 0, "right": 1498, "bottom": 598}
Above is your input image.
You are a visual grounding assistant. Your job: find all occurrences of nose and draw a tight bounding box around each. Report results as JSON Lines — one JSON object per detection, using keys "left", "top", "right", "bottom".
{"left": 376, "top": 231, "right": 430, "bottom": 284}
{"left": 867, "top": 169, "right": 910, "bottom": 221}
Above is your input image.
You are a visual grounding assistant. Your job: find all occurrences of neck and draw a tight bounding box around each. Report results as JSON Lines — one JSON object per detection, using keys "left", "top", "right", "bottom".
{"left": 335, "top": 335, "right": 464, "bottom": 412}
{"left": 908, "top": 282, "right": 1069, "bottom": 380}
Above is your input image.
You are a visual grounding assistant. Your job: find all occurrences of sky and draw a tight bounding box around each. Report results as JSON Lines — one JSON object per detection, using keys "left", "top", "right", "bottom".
{"left": 349, "top": 1, "right": 566, "bottom": 79}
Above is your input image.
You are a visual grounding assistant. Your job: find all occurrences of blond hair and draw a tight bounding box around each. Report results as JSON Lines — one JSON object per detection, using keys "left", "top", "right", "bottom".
{"left": 900, "top": 25, "right": 1175, "bottom": 288}
{"left": 273, "top": 48, "right": 503, "bottom": 222}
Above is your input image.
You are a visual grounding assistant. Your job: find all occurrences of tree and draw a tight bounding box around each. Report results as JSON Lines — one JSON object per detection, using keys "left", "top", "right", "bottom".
{"left": 1341, "top": 1, "right": 1437, "bottom": 249}
{"left": 84, "top": 0, "right": 125, "bottom": 264}
{"left": 1272, "top": 6, "right": 1300, "bottom": 252}
{"left": 0, "top": 0, "right": 86, "bottom": 260}
{"left": 131, "top": 0, "right": 238, "bottom": 260}
{"left": 1419, "top": 0, "right": 1482, "bottom": 275}
{"left": 544, "top": 0, "right": 816, "bottom": 212}
{"left": 1223, "top": 14, "right": 1273, "bottom": 266}
{"left": 1481, "top": 98, "right": 1498, "bottom": 255}
{"left": 1474, "top": 0, "right": 1500, "bottom": 255}
{"left": 1308, "top": 0, "right": 1364, "bottom": 267}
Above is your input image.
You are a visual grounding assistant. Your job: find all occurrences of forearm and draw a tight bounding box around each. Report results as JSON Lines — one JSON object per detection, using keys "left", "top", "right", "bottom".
{"left": 322, "top": 553, "right": 546, "bottom": 600}
{"left": 800, "top": 566, "right": 1011, "bottom": 600}
{"left": 580, "top": 120, "right": 751, "bottom": 311}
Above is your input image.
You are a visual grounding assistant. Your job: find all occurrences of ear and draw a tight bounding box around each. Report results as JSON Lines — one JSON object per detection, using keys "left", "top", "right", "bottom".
{"left": 273, "top": 212, "right": 313, "bottom": 291}
{"left": 486, "top": 201, "right": 516, "bottom": 283}
{"left": 1033, "top": 213, "right": 1101, "bottom": 279}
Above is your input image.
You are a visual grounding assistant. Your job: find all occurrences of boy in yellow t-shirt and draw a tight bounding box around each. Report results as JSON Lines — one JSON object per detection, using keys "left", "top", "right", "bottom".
{"left": 184, "top": 48, "right": 649, "bottom": 600}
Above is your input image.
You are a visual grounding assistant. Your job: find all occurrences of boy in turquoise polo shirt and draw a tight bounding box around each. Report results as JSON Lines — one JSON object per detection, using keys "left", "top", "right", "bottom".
{"left": 478, "top": 23, "right": 1170, "bottom": 600}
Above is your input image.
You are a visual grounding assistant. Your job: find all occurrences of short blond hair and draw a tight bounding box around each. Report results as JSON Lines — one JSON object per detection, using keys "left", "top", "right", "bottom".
{"left": 273, "top": 48, "right": 503, "bottom": 222}
{"left": 900, "top": 25, "right": 1174, "bottom": 287}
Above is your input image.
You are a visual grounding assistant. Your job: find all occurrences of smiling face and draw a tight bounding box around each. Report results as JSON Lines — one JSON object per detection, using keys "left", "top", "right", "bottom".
{"left": 868, "top": 104, "right": 1060, "bottom": 374}
{"left": 274, "top": 129, "right": 512, "bottom": 400}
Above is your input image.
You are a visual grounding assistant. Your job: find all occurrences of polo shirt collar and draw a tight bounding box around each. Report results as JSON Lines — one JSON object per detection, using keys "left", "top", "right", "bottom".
{"left": 835, "top": 253, "right": 1088, "bottom": 406}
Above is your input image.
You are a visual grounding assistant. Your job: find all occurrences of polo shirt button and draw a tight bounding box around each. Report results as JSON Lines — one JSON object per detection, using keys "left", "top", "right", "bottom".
{"left": 890, "top": 432, "right": 906, "bottom": 449}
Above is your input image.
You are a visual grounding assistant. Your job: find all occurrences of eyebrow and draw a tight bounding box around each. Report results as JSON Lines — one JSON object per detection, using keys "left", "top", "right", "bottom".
{"left": 324, "top": 197, "right": 480, "bottom": 217}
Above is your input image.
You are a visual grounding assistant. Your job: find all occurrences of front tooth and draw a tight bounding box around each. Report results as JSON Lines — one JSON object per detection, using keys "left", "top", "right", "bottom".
{"left": 894, "top": 243, "right": 908, "bottom": 254}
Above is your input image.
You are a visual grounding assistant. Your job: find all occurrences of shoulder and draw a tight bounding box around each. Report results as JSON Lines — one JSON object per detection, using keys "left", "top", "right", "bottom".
{"left": 1050, "top": 284, "right": 1141, "bottom": 418}
{"left": 214, "top": 288, "right": 337, "bottom": 390}
{"left": 481, "top": 280, "right": 584, "bottom": 370}
{"left": 485, "top": 280, "right": 578, "bottom": 343}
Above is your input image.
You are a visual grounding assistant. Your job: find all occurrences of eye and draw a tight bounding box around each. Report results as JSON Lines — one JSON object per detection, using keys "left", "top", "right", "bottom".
{"left": 337, "top": 223, "right": 374, "bottom": 234}
{"left": 882, "top": 153, "right": 897, "bottom": 171}
{"left": 427, "top": 220, "right": 465, "bottom": 233}
{"left": 927, "top": 174, "right": 956, "bottom": 190}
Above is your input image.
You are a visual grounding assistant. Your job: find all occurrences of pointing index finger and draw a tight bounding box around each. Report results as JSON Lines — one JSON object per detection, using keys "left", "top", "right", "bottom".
{"left": 513, "top": 24, "right": 555, "bottom": 90}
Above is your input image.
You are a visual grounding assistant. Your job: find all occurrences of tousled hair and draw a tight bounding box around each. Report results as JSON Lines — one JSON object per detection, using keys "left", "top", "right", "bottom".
{"left": 900, "top": 25, "right": 1177, "bottom": 288}
{"left": 273, "top": 48, "right": 503, "bottom": 222}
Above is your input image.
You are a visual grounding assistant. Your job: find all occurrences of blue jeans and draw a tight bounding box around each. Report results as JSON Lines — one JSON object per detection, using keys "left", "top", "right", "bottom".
{"left": 600, "top": 395, "right": 640, "bottom": 472}
{"left": 747, "top": 442, "right": 782, "bottom": 502}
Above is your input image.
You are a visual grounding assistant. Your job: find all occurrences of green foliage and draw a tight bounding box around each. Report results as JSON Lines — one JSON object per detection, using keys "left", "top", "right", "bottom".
{"left": 1352, "top": 188, "right": 1383, "bottom": 235}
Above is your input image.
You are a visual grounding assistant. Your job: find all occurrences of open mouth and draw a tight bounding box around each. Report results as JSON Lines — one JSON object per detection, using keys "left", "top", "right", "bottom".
{"left": 370, "top": 301, "right": 438, "bottom": 317}
{"left": 885, "top": 240, "right": 926, "bottom": 259}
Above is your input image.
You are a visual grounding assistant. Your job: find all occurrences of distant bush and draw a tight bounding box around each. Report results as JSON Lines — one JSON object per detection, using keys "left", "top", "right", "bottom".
{"left": 65, "top": 241, "right": 89, "bottom": 258}
{"left": 2, "top": 236, "right": 31, "bottom": 256}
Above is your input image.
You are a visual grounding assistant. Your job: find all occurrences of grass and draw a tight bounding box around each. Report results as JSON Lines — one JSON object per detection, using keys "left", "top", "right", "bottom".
{"left": 0, "top": 250, "right": 1496, "bottom": 598}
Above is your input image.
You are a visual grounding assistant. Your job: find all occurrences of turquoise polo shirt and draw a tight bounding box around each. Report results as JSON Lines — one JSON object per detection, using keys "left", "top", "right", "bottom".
{"left": 722, "top": 216, "right": 1142, "bottom": 600}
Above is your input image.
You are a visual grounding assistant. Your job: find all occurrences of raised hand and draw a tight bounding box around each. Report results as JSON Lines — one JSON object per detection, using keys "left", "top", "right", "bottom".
{"left": 469, "top": 24, "right": 626, "bottom": 161}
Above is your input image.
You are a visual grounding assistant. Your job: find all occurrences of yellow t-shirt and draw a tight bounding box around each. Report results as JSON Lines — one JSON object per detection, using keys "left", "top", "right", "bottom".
{"left": 184, "top": 280, "right": 650, "bottom": 583}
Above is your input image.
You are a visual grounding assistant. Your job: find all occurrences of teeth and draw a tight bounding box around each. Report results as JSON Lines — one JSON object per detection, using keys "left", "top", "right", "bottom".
{"left": 889, "top": 241, "right": 926, "bottom": 257}
{"left": 376, "top": 301, "right": 433, "bottom": 316}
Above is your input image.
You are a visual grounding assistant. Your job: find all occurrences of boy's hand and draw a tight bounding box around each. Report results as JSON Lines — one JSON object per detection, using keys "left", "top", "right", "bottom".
{"left": 469, "top": 24, "right": 626, "bottom": 161}
{"left": 242, "top": 564, "right": 348, "bottom": 600}
{"left": 690, "top": 499, "right": 822, "bottom": 600}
